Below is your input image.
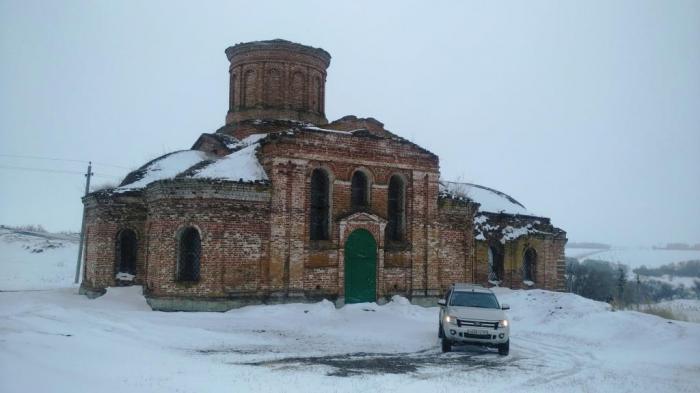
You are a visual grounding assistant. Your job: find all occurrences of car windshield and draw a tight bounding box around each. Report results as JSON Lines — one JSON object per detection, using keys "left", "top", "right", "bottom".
{"left": 450, "top": 291, "right": 500, "bottom": 309}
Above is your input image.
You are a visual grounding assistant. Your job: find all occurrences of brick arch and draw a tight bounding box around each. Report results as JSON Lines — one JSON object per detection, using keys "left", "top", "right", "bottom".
{"left": 306, "top": 162, "right": 336, "bottom": 182}
{"left": 384, "top": 171, "right": 409, "bottom": 186}
{"left": 346, "top": 166, "right": 375, "bottom": 183}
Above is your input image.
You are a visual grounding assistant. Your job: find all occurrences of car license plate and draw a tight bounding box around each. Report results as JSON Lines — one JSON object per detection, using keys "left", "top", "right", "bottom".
{"left": 467, "top": 329, "right": 488, "bottom": 335}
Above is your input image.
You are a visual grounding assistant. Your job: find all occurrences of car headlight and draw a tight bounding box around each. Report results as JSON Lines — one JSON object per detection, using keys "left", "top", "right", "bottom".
{"left": 498, "top": 319, "right": 509, "bottom": 328}
{"left": 445, "top": 315, "right": 458, "bottom": 325}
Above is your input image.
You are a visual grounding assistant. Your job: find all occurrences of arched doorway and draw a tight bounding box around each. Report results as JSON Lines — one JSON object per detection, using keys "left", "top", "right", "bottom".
{"left": 344, "top": 229, "right": 377, "bottom": 303}
{"left": 116, "top": 229, "right": 137, "bottom": 276}
{"left": 523, "top": 248, "right": 537, "bottom": 284}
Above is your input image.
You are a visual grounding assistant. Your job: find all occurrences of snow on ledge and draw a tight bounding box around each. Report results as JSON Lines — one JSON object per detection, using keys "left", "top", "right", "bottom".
{"left": 439, "top": 181, "right": 530, "bottom": 215}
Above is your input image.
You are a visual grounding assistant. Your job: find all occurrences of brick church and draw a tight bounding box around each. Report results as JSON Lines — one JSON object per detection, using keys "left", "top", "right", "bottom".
{"left": 80, "top": 39, "right": 567, "bottom": 311}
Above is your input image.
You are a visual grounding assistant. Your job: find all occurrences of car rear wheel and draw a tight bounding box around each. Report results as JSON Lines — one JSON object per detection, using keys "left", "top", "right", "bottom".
{"left": 498, "top": 340, "right": 509, "bottom": 356}
{"left": 441, "top": 337, "right": 452, "bottom": 353}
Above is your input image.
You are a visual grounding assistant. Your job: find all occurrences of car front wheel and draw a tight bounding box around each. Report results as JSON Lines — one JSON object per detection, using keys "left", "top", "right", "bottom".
{"left": 498, "top": 340, "right": 510, "bottom": 356}
{"left": 438, "top": 322, "right": 444, "bottom": 338}
{"left": 441, "top": 337, "right": 452, "bottom": 353}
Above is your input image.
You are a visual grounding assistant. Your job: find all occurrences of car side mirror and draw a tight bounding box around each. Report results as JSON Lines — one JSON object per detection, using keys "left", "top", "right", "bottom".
{"left": 437, "top": 299, "right": 446, "bottom": 307}
{"left": 501, "top": 304, "right": 510, "bottom": 310}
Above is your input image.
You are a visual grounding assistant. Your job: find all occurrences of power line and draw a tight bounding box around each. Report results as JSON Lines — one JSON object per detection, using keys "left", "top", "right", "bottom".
{"left": 0, "top": 153, "right": 130, "bottom": 170}
{"left": 0, "top": 164, "right": 121, "bottom": 179}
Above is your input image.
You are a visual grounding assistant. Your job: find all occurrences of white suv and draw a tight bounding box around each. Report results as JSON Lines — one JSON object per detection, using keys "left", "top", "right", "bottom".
{"left": 438, "top": 283, "right": 510, "bottom": 355}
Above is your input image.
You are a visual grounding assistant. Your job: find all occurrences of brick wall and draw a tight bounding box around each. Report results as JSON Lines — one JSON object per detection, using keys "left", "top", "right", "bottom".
{"left": 80, "top": 129, "right": 566, "bottom": 308}
{"left": 225, "top": 40, "right": 330, "bottom": 126}
{"left": 82, "top": 192, "right": 147, "bottom": 290}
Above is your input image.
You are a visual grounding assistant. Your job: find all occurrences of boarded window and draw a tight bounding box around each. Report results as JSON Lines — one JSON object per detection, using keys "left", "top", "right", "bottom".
{"left": 311, "top": 75, "right": 322, "bottom": 113}
{"left": 178, "top": 227, "right": 201, "bottom": 282}
{"left": 351, "top": 171, "right": 369, "bottom": 209}
{"left": 291, "top": 71, "right": 305, "bottom": 109}
{"left": 488, "top": 245, "right": 504, "bottom": 283}
{"left": 310, "top": 169, "right": 330, "bottom": 240}
{"left": 386, "top": 175, "right": 405, "bottom": 241}
{"left": 265, "top": 68, "right": 282, "bottom": 107}
{"left": 116, "top": 229, "right": 137, "bottom": 275}
{"left": 523, "top": 248, "right": 537, "bottom": 282}
{"left": 243, "top": 69, "right": 257, "bottom": 108}
{"left": 229, "top": 72, "right": 237, "bottom": 111}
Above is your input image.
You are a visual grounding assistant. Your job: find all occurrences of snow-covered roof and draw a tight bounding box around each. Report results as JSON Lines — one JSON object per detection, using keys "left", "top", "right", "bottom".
{"left": 192, "top": 134, "right": 268, "bottom": 181}
{"left": 116, "top": 150, "right": 211, "bottom": 192}
{"left": 115, "top": 134, "right": 269, "bottom": 192}
{"left": 439, "top": 181, "right": 530, "bottom": 215}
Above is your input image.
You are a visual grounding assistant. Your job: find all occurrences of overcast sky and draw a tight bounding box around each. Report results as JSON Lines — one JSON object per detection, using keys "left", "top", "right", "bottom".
{"left": 1, "top": 0, "right": 698, "bottom": 247}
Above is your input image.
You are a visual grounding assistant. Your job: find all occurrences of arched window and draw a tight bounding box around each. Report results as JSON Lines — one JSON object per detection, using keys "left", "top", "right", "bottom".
{"left": 386, "top": 175, "right": 405, "bottom": 241}
{"left": 310, "top": 169, "right": 330, "bottom": 240}
{"left": 178, "top": 227, "right": 201, "bottom": 282}
{"left": 488, "top": 245, "right": 504, "bottom": 283}
{"left": 523, "top": 248, "right": 537, "bottom": 283}
{"left": 116, "top": 229, "right": 137, "bottom": 275}
{"left": 351, "top": 171, "right": 369, "bottom": 209}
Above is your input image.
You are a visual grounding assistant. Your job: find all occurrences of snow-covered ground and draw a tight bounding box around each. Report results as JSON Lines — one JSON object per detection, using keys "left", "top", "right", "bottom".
{"left": 0, "top": 227, "right": 78, "bottom": 290}
{"left": 566, "top": 246, "right": 700, "bottom": 270}
{"left": 2, "top": 229, "right": 700, "bottom": 392}
{"left": 1, "top": 287, "right": 699, "bottom": 392}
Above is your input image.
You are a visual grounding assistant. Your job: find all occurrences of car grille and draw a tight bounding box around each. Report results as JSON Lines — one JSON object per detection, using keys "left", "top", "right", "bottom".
{"left": 462, "top": 333, "right": 493, "bottom": 339}
{"left": 457, "top": 319, "right": 498, "bottom": 329}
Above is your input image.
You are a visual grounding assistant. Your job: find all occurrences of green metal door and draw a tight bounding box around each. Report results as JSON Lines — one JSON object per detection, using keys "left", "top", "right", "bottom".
{"left": 344, "top": 229, "right": 377, "bottom": 303}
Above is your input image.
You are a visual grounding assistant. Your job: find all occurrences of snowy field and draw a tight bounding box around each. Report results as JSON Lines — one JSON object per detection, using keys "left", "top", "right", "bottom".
{"left": 2, "top": 288, "right": 699, "bottom": 392}
{"left": 0, "top": 227, "right": 78, "bottom": 290}
{"left": 565, "top": 246, "right": 700, "bottom": 270}
{"left": 1, "top": 229, "right": 700, "bottom": 392}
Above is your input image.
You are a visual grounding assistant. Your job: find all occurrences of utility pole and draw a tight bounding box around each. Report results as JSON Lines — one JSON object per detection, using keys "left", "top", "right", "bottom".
{"left": 636, "top": 273, "right": 641, "bottom": 311}
{"left": 74, "top": 162, "right": 93, "bottom": 284}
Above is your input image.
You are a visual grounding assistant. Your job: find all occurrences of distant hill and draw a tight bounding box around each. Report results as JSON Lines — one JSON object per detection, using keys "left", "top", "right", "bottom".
{"left": 653, "top": 243, "right": 700, "bottom": 251}
{"left": 567, "top": 242, "right": 611, "bottom": 250}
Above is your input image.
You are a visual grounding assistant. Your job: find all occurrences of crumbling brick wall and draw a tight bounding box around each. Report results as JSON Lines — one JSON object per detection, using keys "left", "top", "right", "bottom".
{"left": 143, "top": 181, "right": 271, "bottom": 299}
{"left": 82, "top": 192, "right": 147, "bottom": 291}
